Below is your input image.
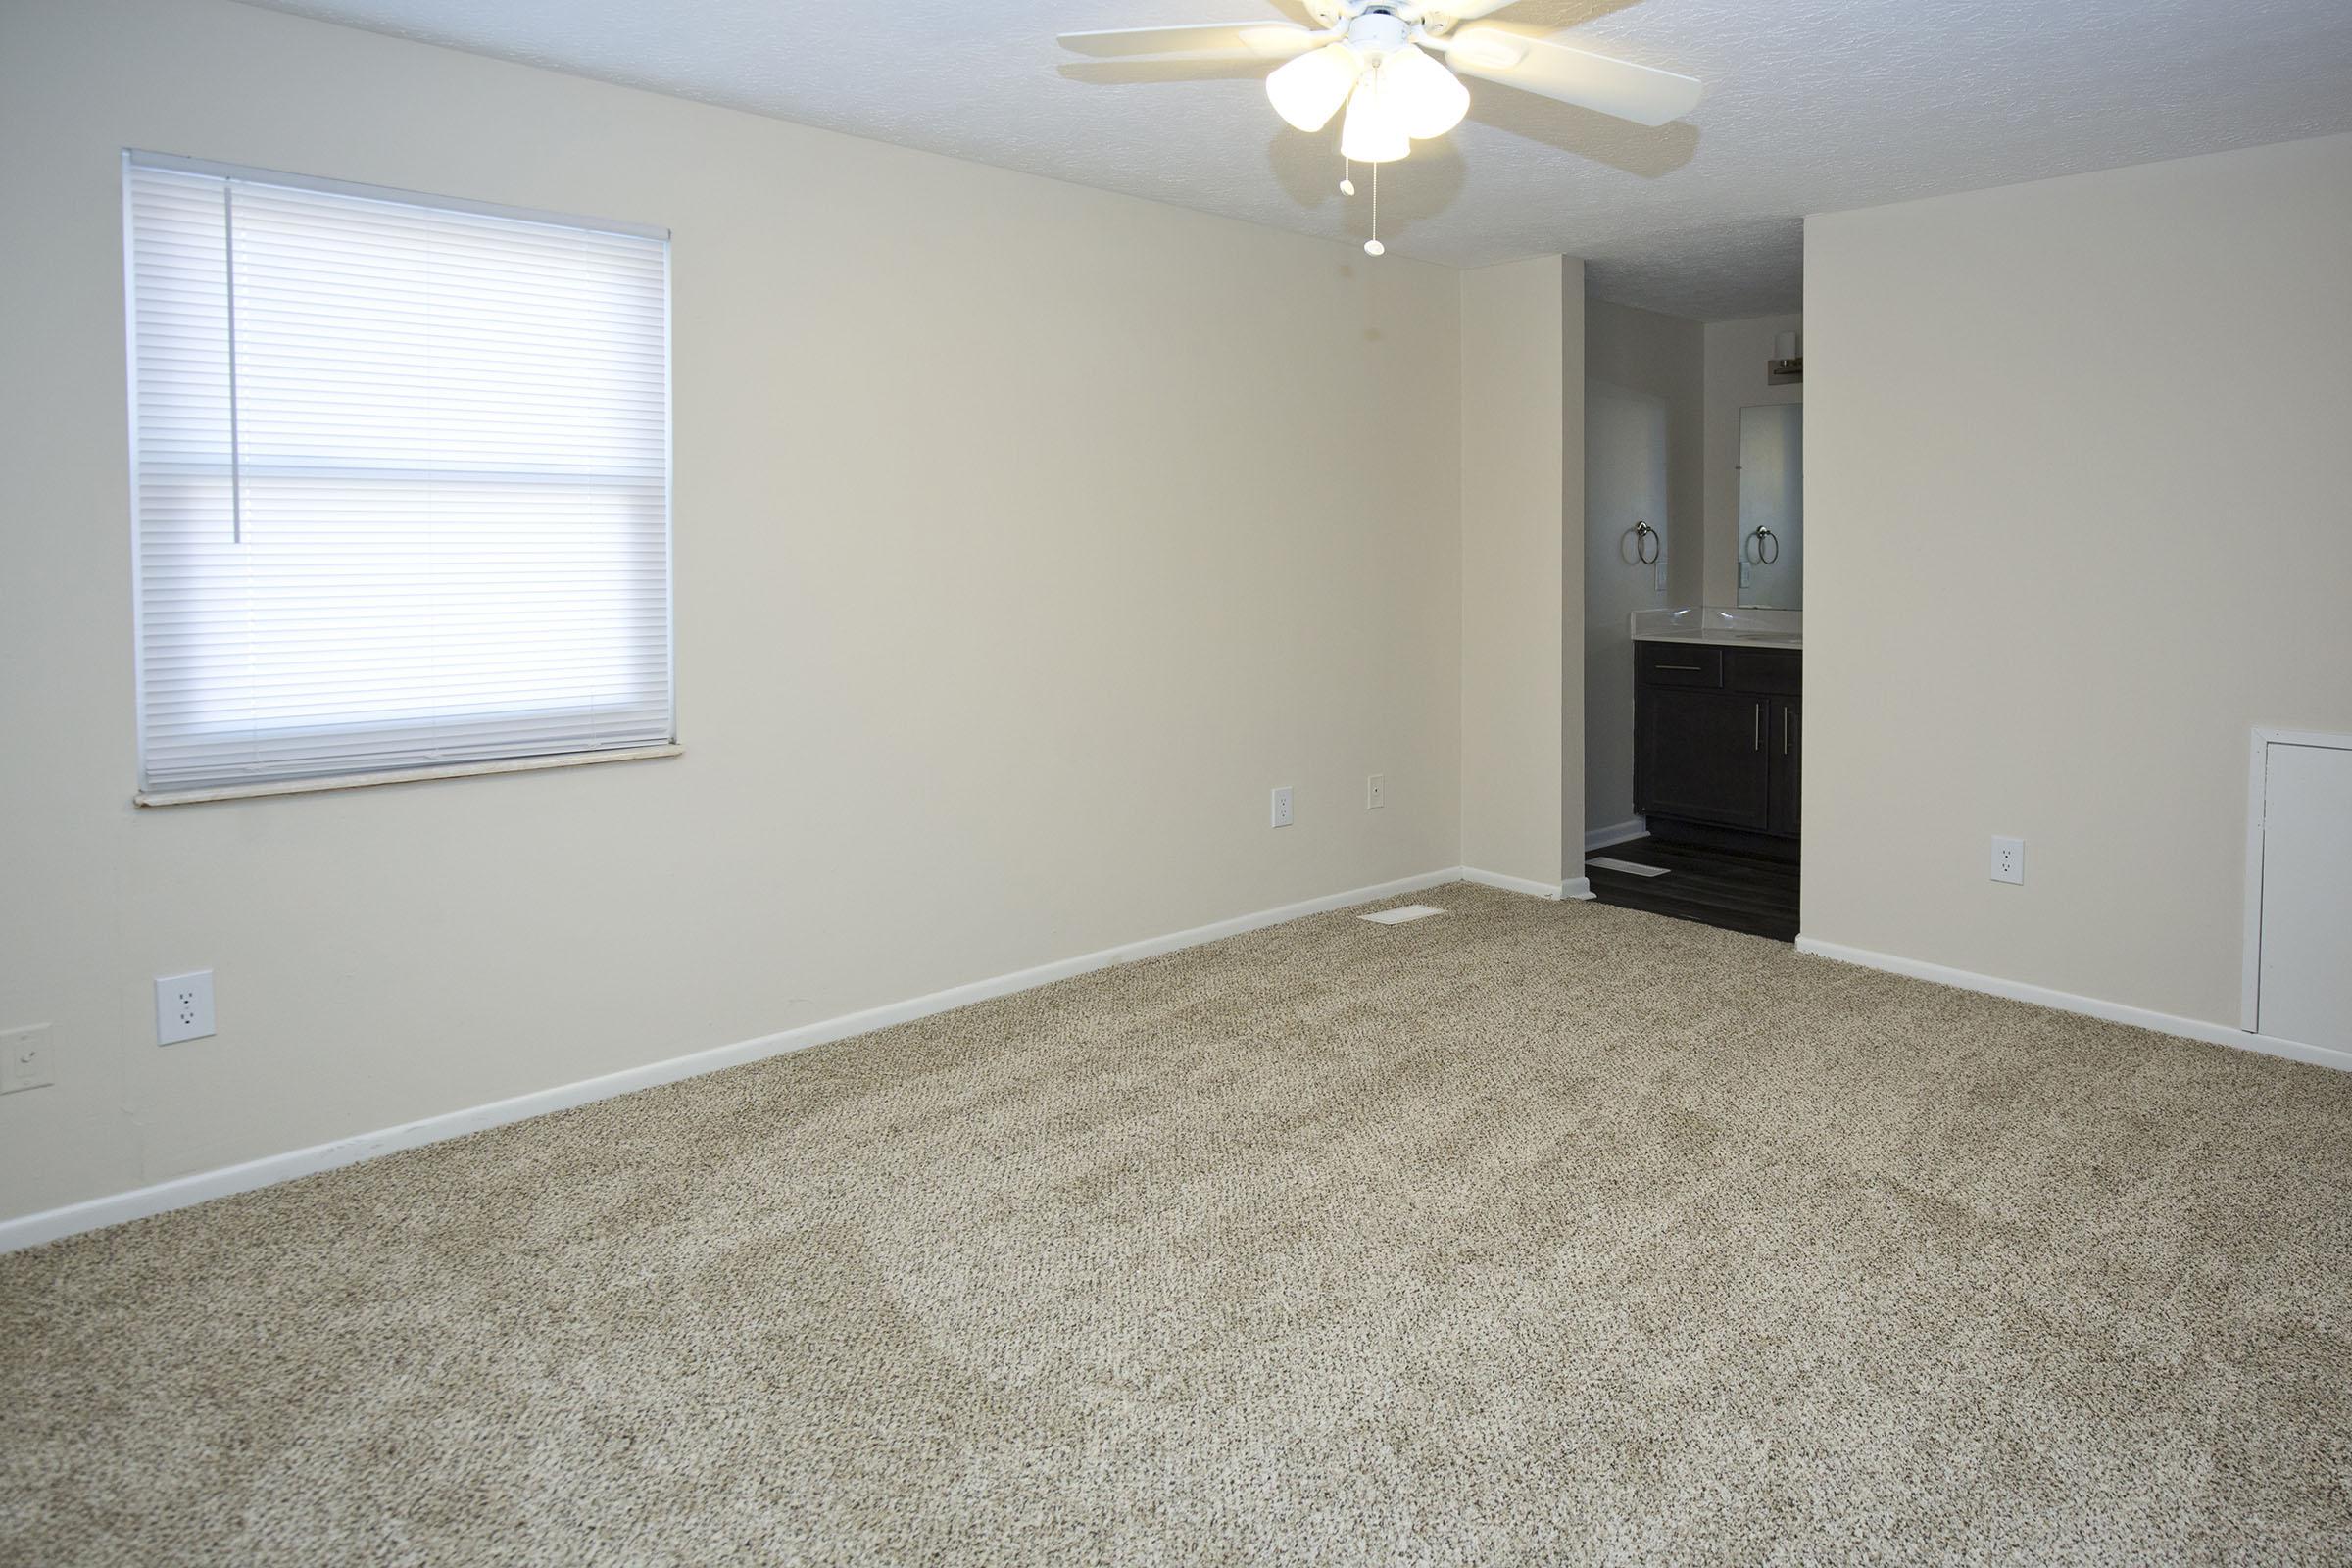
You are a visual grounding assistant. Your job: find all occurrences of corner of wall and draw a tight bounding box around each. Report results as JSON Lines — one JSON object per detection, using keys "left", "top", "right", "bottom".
{"left": 1558, "top": 263, "right": 1588, "bottom": 879}
{"left": 1456, "top": 256, "right": 1578, "bottom": 888}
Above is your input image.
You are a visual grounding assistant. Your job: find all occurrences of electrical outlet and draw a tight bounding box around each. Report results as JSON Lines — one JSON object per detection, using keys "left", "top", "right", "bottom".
{"left": 1990, "top": 836, "right": 2025, "bottom": 886}
{"left": 1270, "top": 786, "right": 1294, "bottom": 828}
{"left": 1366, "top": 774, "right": 1387, "bottom": 809}
{"left": 0, "top": 1024, "right": 53, "bottom": 1094}
{"left": 155, "top": 970, "right": 216, "bottom": 1046}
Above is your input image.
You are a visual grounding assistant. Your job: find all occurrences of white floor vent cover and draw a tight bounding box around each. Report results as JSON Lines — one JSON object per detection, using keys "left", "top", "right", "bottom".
{"left": 1587, "top": 858, "right": 1671, "bottom": 878}
{"left": 1361, "top": 904, "right": 1446, "bottom": 925}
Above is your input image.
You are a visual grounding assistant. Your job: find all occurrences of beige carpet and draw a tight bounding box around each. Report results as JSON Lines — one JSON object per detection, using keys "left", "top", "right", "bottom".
{"left": 4, "top": 885, "right": 2350, "bottom": 1565}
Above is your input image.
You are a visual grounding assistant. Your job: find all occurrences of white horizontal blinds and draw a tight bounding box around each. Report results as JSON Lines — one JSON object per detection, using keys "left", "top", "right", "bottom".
{"left": 128, "top": 157, "right": 671, "bottom": 791}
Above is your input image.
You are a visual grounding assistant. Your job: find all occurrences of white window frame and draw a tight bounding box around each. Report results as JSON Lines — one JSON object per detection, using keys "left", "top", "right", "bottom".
{"left": 123, "top": 152, "right": 678, "bottom": 806}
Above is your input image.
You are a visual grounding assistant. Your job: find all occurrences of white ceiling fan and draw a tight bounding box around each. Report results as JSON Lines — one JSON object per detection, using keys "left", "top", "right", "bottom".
{"left": 1059, "top": 4, "right": 1705, "bottom": 215}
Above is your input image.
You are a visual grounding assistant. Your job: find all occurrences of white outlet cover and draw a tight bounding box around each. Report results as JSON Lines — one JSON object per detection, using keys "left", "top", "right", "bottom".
{"left": 0, "top": 1023, "right": 53, "bottom": 1094}
{"left": 156, "top": 970, "right": 217, "bottom": 1046}
{"left": 1990, "top": 836, "right": 2026, "bottom": 885}
{"left": 1270, "top": 786, "right": 1294, "bottom": 828}
{"left": 1366, "top": 773, "right": 1386, "bottom": 809}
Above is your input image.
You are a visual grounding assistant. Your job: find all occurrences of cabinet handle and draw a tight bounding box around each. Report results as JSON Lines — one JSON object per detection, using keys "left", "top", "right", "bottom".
{"left": 1654, "top": 662, "right": 1703, "bottom": 672}
{"left": 1783, "top": 708, "right": 1791, "bottom": 756}
{"left": 1753, "top": 703, "right": 1762, "bottom": 751}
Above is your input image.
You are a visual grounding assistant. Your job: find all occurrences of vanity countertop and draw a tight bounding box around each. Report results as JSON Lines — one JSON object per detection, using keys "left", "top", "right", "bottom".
{"left": 1629, "top": 606, "right": 1802, "bottom": 651}
{"left": 1631, "top": 629, "right": 1802, "bottom": 650}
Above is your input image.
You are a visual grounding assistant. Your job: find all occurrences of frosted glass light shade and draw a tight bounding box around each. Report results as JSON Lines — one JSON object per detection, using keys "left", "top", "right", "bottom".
{"left": 1380, "top": 44, "right": 1469, "bottom": 139}
{"left": 1265, "top": 43, "right": 1361, "bottom": 133}
{"left": 1340, "top": 71, "right": 1409, "bottom": 163}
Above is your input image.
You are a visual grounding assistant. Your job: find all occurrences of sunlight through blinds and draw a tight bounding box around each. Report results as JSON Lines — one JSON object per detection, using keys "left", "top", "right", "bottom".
{"left": 125, "top": 154, "right": 672, "bottom": 793}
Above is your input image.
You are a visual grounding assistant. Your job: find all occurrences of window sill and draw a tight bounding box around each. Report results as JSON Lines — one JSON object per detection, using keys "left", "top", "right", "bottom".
{"left": 134, "top": 743, "right": 683, "bottom": 808}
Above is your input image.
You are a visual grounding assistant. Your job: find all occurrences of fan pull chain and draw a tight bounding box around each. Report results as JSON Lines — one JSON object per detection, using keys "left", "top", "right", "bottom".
{"left": 1339, "top": 151, "right": 1354, "bottom": 198}
{"left": 1365, "top": 161, "right": 1384, "bottom": 257}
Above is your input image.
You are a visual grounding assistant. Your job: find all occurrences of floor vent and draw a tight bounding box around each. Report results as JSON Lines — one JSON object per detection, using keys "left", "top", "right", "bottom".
{"left": 1587, "top": 858, "right": 1671, "bottom": 878}
{"left": 1360, "top": 904, "right": 1446, "bottom": 925}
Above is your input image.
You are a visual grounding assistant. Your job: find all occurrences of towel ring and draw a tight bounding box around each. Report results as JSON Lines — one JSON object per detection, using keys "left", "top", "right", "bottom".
{"left": 1744, "top": 526, "right": 1780, "bottom": 565}
{"left": 1626, "top": 520, "right": 1660, "bottom": 565}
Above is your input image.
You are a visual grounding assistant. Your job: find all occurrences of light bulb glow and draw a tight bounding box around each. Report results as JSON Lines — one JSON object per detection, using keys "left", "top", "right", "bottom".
{"left": 1340, "top": 69, "right": 1408, "bottom": 164}
{"left": 1378, "top": 44, "right": 1469, "bottom": 139}
{"left": 1265, "top": 42, "right": 1360, "bottom": 133}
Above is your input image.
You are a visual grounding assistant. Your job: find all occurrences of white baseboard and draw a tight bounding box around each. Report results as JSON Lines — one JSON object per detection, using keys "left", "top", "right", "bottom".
{"left": 1459, "top": 867, "right": 1597, "bottom": 902}
{"left": 2, "top": 864, "right": 1466, "bottom": 1254}
{"left": 1584, "top": 817, "right": 1647, "bottom": 852}
{"left": 1462, "top": 866, "right": 1561, "bottom": 901}
{"left": 1795, "top": 935, "right": 2352, "bottom": 1076}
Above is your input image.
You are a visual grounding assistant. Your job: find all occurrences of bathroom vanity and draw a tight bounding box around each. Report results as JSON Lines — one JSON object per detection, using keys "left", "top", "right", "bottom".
{"left": 1630, "top": 608, "right": 1800, "bottom": 855}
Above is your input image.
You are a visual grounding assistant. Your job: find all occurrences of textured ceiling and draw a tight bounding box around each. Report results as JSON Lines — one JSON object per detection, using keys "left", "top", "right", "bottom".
{"left": 228, "top": 0, "right": 2352, "bottom": 319}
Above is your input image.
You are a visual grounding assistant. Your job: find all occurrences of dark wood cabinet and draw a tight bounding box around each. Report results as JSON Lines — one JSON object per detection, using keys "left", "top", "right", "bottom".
{"left": 1638, "top": 688, "right": 1771, "bottom": 829}
{"left": 1634, "top": 644, "right": 1800, "bottom": 845}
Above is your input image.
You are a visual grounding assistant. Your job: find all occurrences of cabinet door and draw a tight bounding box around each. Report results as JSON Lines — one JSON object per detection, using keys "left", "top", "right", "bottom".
{"left": 1637, "top": 687, "right": 1771, "bottom": 830}
{"left": 1769, "top": 699, "right": 1801, "bottom": 838}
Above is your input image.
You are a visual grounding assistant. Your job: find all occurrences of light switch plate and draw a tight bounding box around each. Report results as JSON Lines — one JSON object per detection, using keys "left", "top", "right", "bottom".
{"left": 0, "top": 1024, "right": 53, "bottom": 1094}
{"left": 156, "top": 970, "right": 216, "bottom": 1046}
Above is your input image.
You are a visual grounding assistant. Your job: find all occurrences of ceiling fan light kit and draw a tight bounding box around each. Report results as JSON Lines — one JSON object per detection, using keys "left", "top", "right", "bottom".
{"left": 1379, "top": 45, "right": 1471, "bottom": 141}
{"left": 1059, "top": 3, "right": 1702, "bottom": 257}
{"left": 1340, "top": 70, "right": 1410, "bottom": 163}
{"left": 1266, "top": 42, "right": 1360, "bottom": 132}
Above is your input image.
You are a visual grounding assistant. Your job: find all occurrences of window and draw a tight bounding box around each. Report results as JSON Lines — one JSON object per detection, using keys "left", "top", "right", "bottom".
{"left": 124, "top": 153, "right": 672, "bottom": 799}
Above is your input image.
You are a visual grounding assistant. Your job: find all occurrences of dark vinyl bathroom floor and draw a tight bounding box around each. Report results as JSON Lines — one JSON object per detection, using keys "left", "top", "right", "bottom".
{"left": 1583, "top": 836, "right": 1800, "bottom": 942}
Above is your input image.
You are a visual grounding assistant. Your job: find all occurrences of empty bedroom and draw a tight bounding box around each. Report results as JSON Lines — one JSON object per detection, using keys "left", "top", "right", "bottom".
{"left": 2, "top": 0, "right": 2349, "bottom": 1562}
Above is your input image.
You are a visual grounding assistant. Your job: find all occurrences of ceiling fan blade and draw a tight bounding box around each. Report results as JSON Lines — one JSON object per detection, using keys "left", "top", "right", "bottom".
{"left": 1446, "top": 26, "right": 1703, "bottom": 126}
{"left": 1057, "top": 22, "right": 1326, "bottom": 60}
{"left": 1414, "top": 0, "right": 1522, "bottom": 20}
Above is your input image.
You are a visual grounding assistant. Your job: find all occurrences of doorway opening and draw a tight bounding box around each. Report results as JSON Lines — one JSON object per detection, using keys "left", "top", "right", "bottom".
{"left": 1582, "top": 310, "right": 1804, "bottom": 942}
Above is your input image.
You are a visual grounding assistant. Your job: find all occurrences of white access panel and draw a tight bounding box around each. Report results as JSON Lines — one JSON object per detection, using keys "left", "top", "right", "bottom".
{"left": 2255, "top": 740, "right": 2352, "bottom": 1051}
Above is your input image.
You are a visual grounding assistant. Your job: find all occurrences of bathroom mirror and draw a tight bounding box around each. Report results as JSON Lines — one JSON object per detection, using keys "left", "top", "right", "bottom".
{"left": 1736, "top": 405, "right": 1803, "bottom": 609}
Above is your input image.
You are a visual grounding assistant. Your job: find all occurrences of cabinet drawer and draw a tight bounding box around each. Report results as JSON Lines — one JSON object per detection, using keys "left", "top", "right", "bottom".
{"left": 1725, "top": 647, "right": 1801, "bottom": 695}
{"left": 1637, "top": 644, "right": 1722, "bottom": 688}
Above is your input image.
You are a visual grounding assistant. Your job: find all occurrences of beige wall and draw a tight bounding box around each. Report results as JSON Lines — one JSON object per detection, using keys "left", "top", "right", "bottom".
{"left": 1803, "top": 132, "right": 2352, "bottom": 1028}
{"left": 1459, "top": 256, "right": 1585, "bottom": 890}
{"left": 1701, "top": 312, "right": 1804, "bottom": 608}
{"left": 1585, "top": 299, "right": 1703, "bottom": 832}
{"left": 0, "top": 0, "right": 1470, "bottom": 1220}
